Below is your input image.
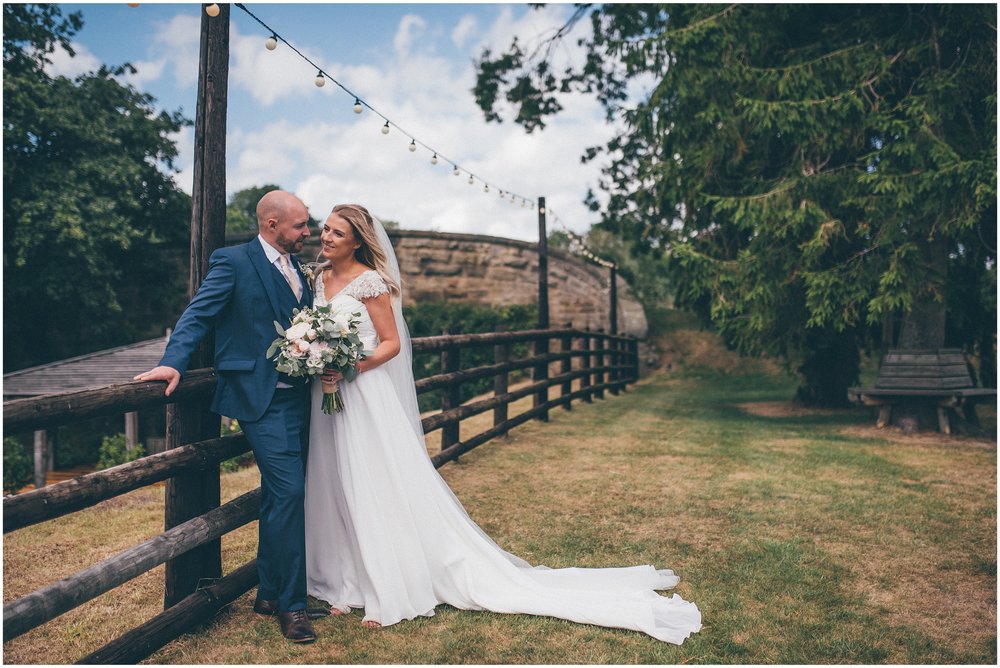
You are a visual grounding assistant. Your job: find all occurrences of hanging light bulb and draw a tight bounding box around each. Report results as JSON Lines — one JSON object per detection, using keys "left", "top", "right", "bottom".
{"left": 431, "top": 154, "right": 439, "bottom": 165}
{"left": 353, "top": 99, "right": 362, "bottom": 114}
{"left": 498, "top": 190, "right": 504, "bottom": 198}
{"left": 510, "top": 194, "right": 516, "bottom": 202}
{"left": 205, "top": 3, "right": 220, "bottom": 17}
{"left": 484, "top": 184, "right": 490, "bottom": 193}
{"left": 408, "top": 140, "right": 417, "bottom": 152}
{"left": 314, "top": 71, "right": 325, "bottom": 87}
{"left": 452, "top": 165, "right": 460, "bottom": 176}
{"left": 265, "top": 35, "right": 278, "bottom": 51}
{"left": 381, "top": 121, "right": 390, "bottom": 135}
{"left": 468, "top": 175, "right": 474, "bottom": 185}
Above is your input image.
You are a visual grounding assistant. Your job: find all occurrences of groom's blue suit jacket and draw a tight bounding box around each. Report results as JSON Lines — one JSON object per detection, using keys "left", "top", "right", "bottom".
{"left": 159, "top": 239, "right": 313, "bottom": 422}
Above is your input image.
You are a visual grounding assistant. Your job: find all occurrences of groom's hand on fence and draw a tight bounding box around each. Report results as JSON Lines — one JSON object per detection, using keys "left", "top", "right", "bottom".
{"left": 134, "top": 366, "right": 182, "bottom": 396}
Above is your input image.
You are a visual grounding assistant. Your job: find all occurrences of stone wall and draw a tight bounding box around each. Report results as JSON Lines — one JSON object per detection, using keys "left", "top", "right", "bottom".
{"left": 241, "top": 229, "right": 648, "bottom": 337}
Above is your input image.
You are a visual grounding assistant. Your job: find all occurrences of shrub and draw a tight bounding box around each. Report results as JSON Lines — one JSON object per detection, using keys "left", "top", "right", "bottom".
{"left": 97, "top": 433, "right": 146, "bottom": 470}
{"left": 4, "top": 437, "right": 34, "bottom": 495}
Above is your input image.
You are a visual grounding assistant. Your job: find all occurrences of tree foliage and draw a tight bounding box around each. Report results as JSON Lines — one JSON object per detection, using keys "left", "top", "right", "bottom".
{"left": 475, "top": 4, "right": 997, "bottom": 403}
{"left": 3, "top": 4, "right": 192, "bottom": 370}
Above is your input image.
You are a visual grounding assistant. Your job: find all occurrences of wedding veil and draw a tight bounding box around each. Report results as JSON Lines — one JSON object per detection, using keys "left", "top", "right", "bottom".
{"left": 370, "top": 216, "right": 425, "bottom": 444}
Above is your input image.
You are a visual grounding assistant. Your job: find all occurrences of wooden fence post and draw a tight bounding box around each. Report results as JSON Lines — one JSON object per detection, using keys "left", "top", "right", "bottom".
{"left": 164, "top": 2, "right": 228, "bottom": 610}
{"left": 609, "top": 336, "right": 621, "bottom": 397}
{"left": 609, "top": 263, "right": 618, "bottom": 336}
{"left": 440, "top": 333, "right": 461, "bottom": 451}
{"left": 33, "top": 430, "right": 47, "bottom": 490}
{"left": 561, "top": 323, "right": 573, "bottom": 410}
{"left": 630, "top": 337, "right": 640, "bottom": 383}
{"left": 594, "top": 329, "right": 606, "bottom": 400}
{"left": 533, "top": 335, "right": 550, "bottom": 422}
{"left": 493, "top": 324, "right": 509, "bottom": 429}
{"left": 579, "top": 328, "right": 592, "bottom": 403}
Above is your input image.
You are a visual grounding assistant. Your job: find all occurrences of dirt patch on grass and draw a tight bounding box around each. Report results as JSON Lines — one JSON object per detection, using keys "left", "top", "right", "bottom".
{"left": 839, "top": 423, "right": 997, "bottom": 450}
{"left": 735, "top": 401, "right": 845, "bottom": 418}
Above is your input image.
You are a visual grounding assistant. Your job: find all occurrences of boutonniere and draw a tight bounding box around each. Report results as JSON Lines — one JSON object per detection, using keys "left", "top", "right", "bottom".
{"left": 299, "top": 262, "right": 317, "bottom": 283}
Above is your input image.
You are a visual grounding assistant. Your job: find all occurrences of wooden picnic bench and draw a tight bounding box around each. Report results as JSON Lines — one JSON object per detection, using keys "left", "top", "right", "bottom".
{"left": 847, "top": 348, "right": 996, "bottom": 434}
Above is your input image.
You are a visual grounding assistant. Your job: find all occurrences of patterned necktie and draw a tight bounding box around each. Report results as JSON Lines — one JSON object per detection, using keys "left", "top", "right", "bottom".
{"left": 278, "top": 254, "right": 302, "bottom": 300}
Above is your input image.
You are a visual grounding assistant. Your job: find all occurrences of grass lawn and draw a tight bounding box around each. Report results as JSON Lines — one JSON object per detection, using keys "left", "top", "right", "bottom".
{"left": 3, "top": 313, "right": 996, "bottom": 664}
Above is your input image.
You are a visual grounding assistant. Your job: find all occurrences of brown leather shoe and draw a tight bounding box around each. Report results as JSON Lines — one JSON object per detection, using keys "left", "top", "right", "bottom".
{"left": 254, "top": 599, "right": 331, "bottom": 619}
{"left": 278, "top": 610, "right": 317, "bottom": 643}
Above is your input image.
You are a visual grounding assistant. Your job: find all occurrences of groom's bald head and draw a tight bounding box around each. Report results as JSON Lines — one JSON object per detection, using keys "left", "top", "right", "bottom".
{"left": 257, "top": 190, "right": 311, "bottom": 254}
{"left": 257, "top": 190, "right": 302, "bottom": 229}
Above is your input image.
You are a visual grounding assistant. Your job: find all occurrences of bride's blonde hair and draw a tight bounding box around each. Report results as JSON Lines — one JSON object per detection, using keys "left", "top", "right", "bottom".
{"left": 320, "top": 203, "right": 400, "bottom": 298}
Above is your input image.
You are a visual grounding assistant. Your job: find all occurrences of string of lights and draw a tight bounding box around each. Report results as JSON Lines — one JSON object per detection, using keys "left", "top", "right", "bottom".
{"left": 210, "top": 3, "right": 538, "bottom": 210}
{"left": 547, "top": 207, "right": 616, "bottom": 269}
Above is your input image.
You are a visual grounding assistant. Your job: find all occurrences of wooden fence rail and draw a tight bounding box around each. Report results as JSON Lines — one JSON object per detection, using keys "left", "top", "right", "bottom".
{"left": 4, "top": 434, "right": 250, "bottom": 533}
{"left": 3, "top": 369, "right": 218, "bottom": 435}
{"left": 3, "top": 489, "right": 261, "bottom": 642}
{"left": 2, "top": 327, "right": 639, "bottom": 662}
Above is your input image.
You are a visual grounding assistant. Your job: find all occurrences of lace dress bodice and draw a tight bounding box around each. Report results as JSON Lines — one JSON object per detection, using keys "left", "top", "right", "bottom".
{"left": 313, "top": 269, "right": 388, "bottom": 354}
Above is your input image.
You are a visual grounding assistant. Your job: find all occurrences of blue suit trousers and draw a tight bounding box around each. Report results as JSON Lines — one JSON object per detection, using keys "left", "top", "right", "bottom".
{"left": 240, "top": 384, "right": 311, "bottom": 612}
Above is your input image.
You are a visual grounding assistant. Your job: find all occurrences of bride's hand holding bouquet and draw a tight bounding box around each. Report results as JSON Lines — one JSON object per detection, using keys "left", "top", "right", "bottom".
{"left": 267, "top": 305, "right": 366, "bottom": 413}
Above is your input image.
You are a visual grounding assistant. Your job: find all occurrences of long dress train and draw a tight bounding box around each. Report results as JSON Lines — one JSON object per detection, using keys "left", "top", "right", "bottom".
{"left": 304, "top": 270, "right": 701, "bottom": 644}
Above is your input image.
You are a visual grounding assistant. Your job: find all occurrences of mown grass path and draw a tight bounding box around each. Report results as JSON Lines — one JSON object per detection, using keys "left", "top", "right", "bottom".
{"left": 4, "top": 362, "right": 995, "bottom": 664}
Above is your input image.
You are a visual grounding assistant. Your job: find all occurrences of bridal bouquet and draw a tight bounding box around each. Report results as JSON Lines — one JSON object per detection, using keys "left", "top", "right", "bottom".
{"left": 266, "top": 305, "right": 365, "bottom": 413}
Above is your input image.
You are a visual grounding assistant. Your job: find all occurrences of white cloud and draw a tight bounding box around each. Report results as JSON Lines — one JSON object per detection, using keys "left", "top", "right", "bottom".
{"left": 169, "top": 125, "right": 195, "bottom": 196}
{"left": 165, "top": 5, "right": 624, "bottom": 241}
{"left": 150, "top": 14, "right": 201, "bottom": 89}
{"left": 451, "top": 15, "right": 478, "bottom": 50}
{"left": 121, "top": 58, "right": 167, "bottom": 90}
{"left": 229, "top": 24, "right": 328, "bottom": 107}
{"left": 43, "top": 41, "right": 101, "bottom": 79}
{"left": 394, "top": 15, "right": 428, "bottom": 56}
{"left": 44, "top": 39, "right": 168, "bottom": 92}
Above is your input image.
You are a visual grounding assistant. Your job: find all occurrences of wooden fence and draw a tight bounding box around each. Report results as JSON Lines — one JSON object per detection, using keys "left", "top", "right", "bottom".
{"left": 2, "top": 326, "right": 638, "bottom": 664}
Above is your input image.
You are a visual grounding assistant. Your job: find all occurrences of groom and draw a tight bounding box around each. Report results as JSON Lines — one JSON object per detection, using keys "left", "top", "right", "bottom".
{"left": 135, "top": 190, "right": 326, "bottom": 643}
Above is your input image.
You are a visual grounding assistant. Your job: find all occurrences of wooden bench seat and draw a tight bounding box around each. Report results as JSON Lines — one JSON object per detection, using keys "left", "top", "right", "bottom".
{"left": 848, "top": 349, "right": 996, "bottom": 434}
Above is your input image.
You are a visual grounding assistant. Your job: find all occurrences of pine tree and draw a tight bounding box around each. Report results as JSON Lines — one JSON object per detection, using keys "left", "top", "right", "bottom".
{"left": 475, "top": 4, "right": 996, "bottom": 406}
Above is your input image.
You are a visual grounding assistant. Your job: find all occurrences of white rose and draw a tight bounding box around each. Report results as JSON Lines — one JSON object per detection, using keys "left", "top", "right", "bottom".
{"left": 332, "top": 313, "right": 352, "bottom": 335}
{"left": 305, "top": 328, "right": 317, "bottom": 341}
{"left": 285, "top": 322, "right": 311, "bottom": 341}
{"left": 306, "top": 356, "right": 324, "bottom": 369}
{"left": 294, "top": 339, "right": 311, "bottom": 354}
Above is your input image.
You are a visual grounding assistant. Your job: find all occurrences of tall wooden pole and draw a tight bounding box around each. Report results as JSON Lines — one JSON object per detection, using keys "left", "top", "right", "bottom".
{"left": 609, "top": 262, "right": 618, "bottom": 336}
{"left": 164, "top": 3, "right": 229, "bottom": 609}
{"left": 534, "top": 198, "right": 549, "bottom": 421}
{"left": 536, "top": 197, "right": 549, "bottom": 330}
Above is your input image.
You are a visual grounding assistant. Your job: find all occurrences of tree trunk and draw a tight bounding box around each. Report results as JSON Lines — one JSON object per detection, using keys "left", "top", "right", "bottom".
{"left": 892, "top": 234, "right": 949, "bottom": 432}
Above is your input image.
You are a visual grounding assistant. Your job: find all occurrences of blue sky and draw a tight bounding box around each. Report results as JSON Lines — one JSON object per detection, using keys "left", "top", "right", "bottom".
{"left": 48, "top": 3, "right": 637, "bottom": 241}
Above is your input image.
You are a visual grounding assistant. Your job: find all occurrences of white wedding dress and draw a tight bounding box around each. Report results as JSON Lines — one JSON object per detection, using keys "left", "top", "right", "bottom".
{"left": 303, "top": 269, "right": 701, "bottom": 644}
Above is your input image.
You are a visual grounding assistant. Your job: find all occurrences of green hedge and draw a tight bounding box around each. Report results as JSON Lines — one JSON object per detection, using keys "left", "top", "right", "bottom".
{"left": 4, "top": 437, "right": 33, "bottom": 495}
{"left": 403, "top": 301, "right": 537, "bottom": 412}
{"left": 97, "top": 433, "right": 146, "bottom": 470}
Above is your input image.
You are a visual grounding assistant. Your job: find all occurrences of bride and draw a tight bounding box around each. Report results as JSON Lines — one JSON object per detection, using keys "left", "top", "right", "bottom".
{"left": 303, "top": 204, "right": 701, "bottom": 644}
